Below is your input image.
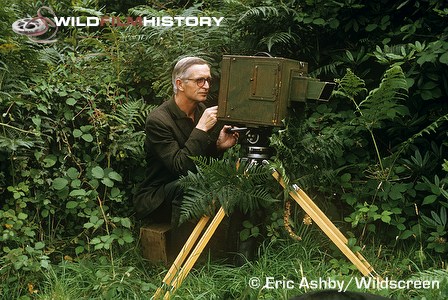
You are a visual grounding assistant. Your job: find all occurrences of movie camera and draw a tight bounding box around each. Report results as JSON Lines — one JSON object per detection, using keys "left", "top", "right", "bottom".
{"left": 217, "top": 54, "right": 335, "bottom": 160}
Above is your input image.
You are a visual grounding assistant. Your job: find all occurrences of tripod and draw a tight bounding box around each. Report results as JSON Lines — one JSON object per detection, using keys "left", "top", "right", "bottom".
{"left": 152, "top": 165, "right": 382, "bottom": 299}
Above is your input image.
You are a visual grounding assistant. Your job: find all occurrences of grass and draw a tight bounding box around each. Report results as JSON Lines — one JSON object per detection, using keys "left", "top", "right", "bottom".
{"left": 4, "top": 223, "right": 448, "bottom": 300}
{"left": 152, "top": 233, "right": 448, "bottom": 300}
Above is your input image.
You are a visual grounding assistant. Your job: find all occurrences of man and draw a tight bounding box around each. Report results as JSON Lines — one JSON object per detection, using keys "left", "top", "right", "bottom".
{"left": 133, "top": 56, "right": 238, "bottom": 226}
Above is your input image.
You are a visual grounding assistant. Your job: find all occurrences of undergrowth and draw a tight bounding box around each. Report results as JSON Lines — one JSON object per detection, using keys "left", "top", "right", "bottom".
{"left": 7, "top": 225, "right": 445, "bottom": 300}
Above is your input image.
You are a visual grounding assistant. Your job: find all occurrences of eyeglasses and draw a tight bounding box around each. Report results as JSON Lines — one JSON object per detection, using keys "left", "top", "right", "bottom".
{"left": 184, "top": 77, "right": 212, "bottom": 88}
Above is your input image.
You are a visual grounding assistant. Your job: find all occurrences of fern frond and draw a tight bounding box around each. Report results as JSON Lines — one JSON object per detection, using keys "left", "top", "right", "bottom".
{"left": 108, "top": 99, "right": 155, "bottom": 128}
{"left": 179, "top": 171, "right": 216, "bottom": 222}
{"left": 38, "top": 47, "right": 66, "bottom": 66}
{"left": 0, "top": 135, "right": 35, "bottom": 151}
{"left": 238, "top": 6, "right": 281, "bottom": 22}
{"left": 178, "top": 156, "right": 278, "bottom": 223}
{"left": 362, "top": 65, "right": 408, "bottom": 105}
{"left": 190, "top": 156, "right": 221, "bottom": 174}
{"left": 108, "top": 131, "right": 146, "bottom": 157}
{"left": 333, "top": 68, "right": 367, "bottom": 101}
{"left": 310, "top": 61, "right": 344, "bottom": 77}
{"left": 179, "top": 190, "right": 216, "bottom": 222}
{"left": 399, "top": 113, "right": 448, "bottom": 151}
{"left": 259, "top": 31, "right": 296, "bottom": 52}
{"left": 0, "top": 125, "right": 40, "bottom": 152}
{"left": 359, "top": 65, "right": 409, "bottom": 127}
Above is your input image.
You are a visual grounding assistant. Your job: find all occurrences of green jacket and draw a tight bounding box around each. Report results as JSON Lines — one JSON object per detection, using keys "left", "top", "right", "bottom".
{"left": 133, "top": 98, "right": 219, "bottom": 220}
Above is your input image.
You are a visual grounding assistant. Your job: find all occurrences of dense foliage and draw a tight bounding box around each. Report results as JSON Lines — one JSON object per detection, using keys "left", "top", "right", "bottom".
{"left": 1, "top": 0, "right": 447, "bottom": 298}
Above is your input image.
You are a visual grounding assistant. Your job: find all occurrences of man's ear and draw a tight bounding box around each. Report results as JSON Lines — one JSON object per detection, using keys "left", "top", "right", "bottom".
{"left": 176, "top": 78, "right": 185, "bottom": 92}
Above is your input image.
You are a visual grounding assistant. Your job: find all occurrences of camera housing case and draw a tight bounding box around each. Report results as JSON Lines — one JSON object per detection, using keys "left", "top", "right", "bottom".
{"left": 217, "top": 55, "right": 334, "bottom": 128}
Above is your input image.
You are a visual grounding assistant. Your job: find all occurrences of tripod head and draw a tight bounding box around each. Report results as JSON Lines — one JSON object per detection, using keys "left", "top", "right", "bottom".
{"left": 226, "top": 126, "right": 272, "bottom": 162}
{"left": 219, "top": 54, "right": 335, "bottom": 161}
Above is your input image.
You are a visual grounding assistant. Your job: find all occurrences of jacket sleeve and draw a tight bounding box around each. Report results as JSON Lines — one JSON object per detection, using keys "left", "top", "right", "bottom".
{"left": 145, "top": 114, "right": 214, "bottom": 176}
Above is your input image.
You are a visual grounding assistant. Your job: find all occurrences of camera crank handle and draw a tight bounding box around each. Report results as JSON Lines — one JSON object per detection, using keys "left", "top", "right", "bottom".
{"left": 225, "top": 126, "right": 248, "bottom": 133}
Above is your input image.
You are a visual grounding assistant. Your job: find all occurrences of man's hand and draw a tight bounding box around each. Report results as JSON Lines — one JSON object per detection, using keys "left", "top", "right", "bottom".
{"left": 217, "top": 125, "right": 239, "bottom": 151}
{"left": 196, "top": 106, "right": 218, "bottom": 132}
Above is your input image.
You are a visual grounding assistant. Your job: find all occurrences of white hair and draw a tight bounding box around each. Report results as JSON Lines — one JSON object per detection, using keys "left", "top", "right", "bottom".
{"left": 172, "top": 56, "right": 210, "bottom": 94}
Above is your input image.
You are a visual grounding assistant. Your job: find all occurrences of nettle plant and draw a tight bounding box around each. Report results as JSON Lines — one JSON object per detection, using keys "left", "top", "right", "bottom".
{"left": 0, "top": 31, "right": 154, "bottom": 274}
{"left": 271, "top": 65, "right": 447, "bottom": 254}
{"left": 334, "top": 68, "right": 447, "bottom": 252}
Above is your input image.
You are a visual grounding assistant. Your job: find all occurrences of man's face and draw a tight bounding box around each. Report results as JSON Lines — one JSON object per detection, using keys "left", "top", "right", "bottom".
{"left": 180, "top": 64, "right": 211, "bottom": 103}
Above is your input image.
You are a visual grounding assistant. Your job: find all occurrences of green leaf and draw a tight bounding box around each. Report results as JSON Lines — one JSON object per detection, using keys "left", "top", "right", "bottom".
{"left": 90, "top": 237, "right": 101, "bottom": 244}
{"left": 381, "top": 215, "right": 391, "bottom": 223}
{"left": 389, "top": 189, "right": 402, "bottom": 200}
{"left": 71, "top": 179, "right": 81, "bottom": 188}
{"left": 347, "top": 237, "right": 357, "bottom": 247}
{"left": 69, "top": 189, "right": 86, "bottom": 197}
{"left": 41, "top": 259, "right": 49, "bottom": 269}
{"left": 365, "top": 23, "right": 377, "bottom": 32}
{"left": 66, "top": 201, "right": 78, "bottom": 209}
{"left": 328, "top": 18, "right": 339, "bottom": 29}
{"left": 399, "top": 230, "right": 414, "bottom": 239}
{"left": 422, "top": 195, "right": 437, "bottom": 205}
{"left": 43, "top": 155, "right": 57, "bottom": 168}
{"left": 251, "top": 226, "right": 260, "bottom": 236}
{"left": 439, "top": 51, "right": 448, "bottom": 65}
{"left": 89, "top": 179, "right": 99, "bottom": 189}
{"left": 303, "top": 17, "right": 313, "bottom": 24}
{"left": 84, "top": 222, "right": 94, "bottom": 229}
{"left": 101, "top": 178, "right": 114, "bottom": 187}
{"left": 80, "top": 125, "right": 93, "bottom": 132}
{"left": 441, "top": 207, "right": 447, "bottom": 225}
{"left": 91, "top": 166, "right": 104, "bottom": 179}
{"left": 421, "top": 215, "right": 438, "bottom": 227}
{"left": 108, "top": 171, "right": 122, "bottom": 182}
{"left": 71, "top": 91, "right": 83, "bottom": 99}
{"left": 67, "top": 167, "right": 79, "bottom": 180}
{"left": 73, "top": 129, "right": 83, "bottom": 138}
{"left": 120, "top": 218, "right": 131, "bottom": 228}
{"left": 239, "top": 228, "right": 250, "bottom": 241}
{"left": 31, "top": 116, "right": 41, "bottom": 127}
{"left": 37, "top": 103, "right": 48, "bottom": 114}
{"left": 64, "top": 111, "right": 73, "bottom": 120}
{"left": 75, "top": 246, "right": 84, "bottom": 255}
{"left": 397, "top": 224, "right": 406, "bottom": 231}
{"left": 52, "top": 178, "right": 69, "bottom": 190}
{"left": 82, "top": 133, "right": 94, "bottom": 142}
{"left": 18, "top": 212, "right": 28, "bottom": 220}
{"left": 66, "top": 98, "right": 77, "bottom": 106}
{"left": 122, "top": 233, "right": 134, "bottom": 243}
{"left": 385, "top": 53, "right": 403, "bottom": 60}
{"left": 242, "top": 220, "right": 253, "bottom": 228}
{"left": 41, "top": 209, "right": 49, "bottom": 218}
{"left": 312, "top": 18, "right": 325, "bottom": 25}
{"left": 341, "top": 173, "right": 351, "bottom": 182}
{"left": 110, "top": 187, "right": 120, "bottom": 198}
{"left": 35, "top": 242, "right": 45, "bottom": 250}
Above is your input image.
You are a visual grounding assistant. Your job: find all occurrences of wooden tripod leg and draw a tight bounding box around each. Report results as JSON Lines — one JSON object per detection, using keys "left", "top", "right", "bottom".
{"left": 153, "top": 215, "right": 210, "bottom": 299}
{"left": 294, "top": 186, "right": 381, "bottom": 279}
{"left": 163, "top": 207, "right": 226, "bottom": 299}
{"left": 272, "top": 171, "right": 381, "bottom": 279}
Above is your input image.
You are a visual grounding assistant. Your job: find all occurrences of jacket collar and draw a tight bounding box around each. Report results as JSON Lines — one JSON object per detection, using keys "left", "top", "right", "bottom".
{"left": 167, "top": 97, "right": 205, "bottom": 124}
